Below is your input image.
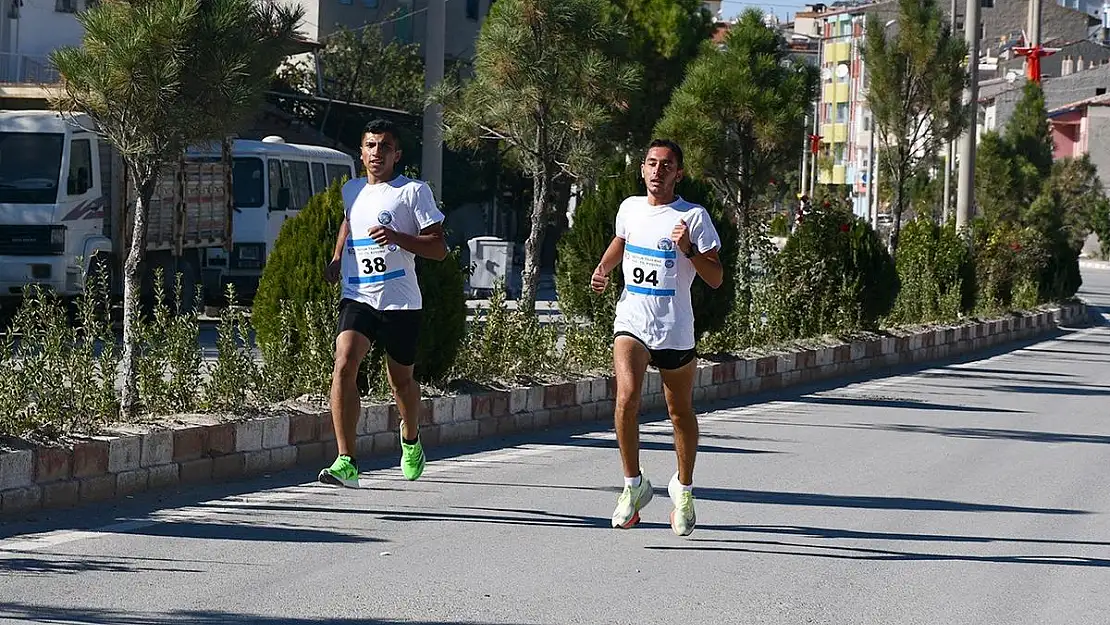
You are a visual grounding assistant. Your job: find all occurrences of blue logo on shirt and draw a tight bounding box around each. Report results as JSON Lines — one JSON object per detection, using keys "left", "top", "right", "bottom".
{"left": 664, "top": 259, "right": 675, "bottom": 269}
{"left": 387, "top": 244, "right": 398, "bottom": 252}
{"left": 657, "top": 238, "right": 673, "bottom": 251}
{"left": 377, "top": 211, "right": 393, "bottom": 225}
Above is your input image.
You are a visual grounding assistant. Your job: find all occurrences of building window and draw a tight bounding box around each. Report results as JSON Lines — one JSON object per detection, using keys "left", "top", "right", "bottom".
{"left": 980, "top": 0, "right": 993, "bottom": 7}
{"left": 362, "top": 0, "right": 378, "bottom": 6}
{"left": 863, "top": 115, "right": 871, "bottom": 132}
{"left": 466, "top": 0, "right": 478, "bottom": 19}
{"left": 1097, "top": 87, "right": 1107, "bottom": 95}
{"left": 978, "top": 21, "right": 985, "bottom": 40}
{"left": 55, "top": 0, "right": 77, "bottom": 12}
{"left": 836, "top": 102, "right": 849, "bottom": 123}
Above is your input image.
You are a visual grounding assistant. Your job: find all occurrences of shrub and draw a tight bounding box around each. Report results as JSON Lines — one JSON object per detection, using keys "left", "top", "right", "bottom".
{"left": 0, "top": 272, "right": 118, "bottom": 440}
{"left": 554, "top": 163, "right": 739, "bottom": 339}
{"left": 253, "top": 177, "right": 467, "bottom": 387}
{"left": 972, "top": 220, "right": 1049, "bottom": 314}
{"left": 889, "top": 216, "right": 974, "bottom": 324}
{"left": 766, "top": 204, "right": 898, "bottom": 339}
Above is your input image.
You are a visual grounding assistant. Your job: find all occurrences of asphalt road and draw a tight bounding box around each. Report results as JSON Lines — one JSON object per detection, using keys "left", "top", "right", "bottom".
{"left": 1, "top": 268, "right": 1108, "bottom": 625}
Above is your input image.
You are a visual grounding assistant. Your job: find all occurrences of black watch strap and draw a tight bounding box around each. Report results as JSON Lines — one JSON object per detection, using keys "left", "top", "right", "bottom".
{"left": 685, "top": 245, "right": 698, "bottom": 259}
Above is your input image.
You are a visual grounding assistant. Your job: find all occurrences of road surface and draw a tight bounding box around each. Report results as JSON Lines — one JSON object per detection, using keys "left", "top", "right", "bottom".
{"left": 1, "top": 268, "right": 1108, "bottom": 625}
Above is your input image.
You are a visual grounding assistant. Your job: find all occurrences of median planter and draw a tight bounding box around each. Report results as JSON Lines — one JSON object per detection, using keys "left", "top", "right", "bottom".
{"left": 0, "top": 302, "right": 1088, "bottom": 516}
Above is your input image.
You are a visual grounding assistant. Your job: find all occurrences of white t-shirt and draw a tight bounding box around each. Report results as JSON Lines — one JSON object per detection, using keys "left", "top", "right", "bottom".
{"left": 612, "top": 196, "right": 722, "bottom": 350}
{"left": 341, "top": 175, "right": 445, "bottom": 310}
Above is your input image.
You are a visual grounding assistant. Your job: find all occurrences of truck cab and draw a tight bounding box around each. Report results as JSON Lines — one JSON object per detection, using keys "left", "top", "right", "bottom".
{"left": 0, "top": 110, "right": 110, "bottom": 303}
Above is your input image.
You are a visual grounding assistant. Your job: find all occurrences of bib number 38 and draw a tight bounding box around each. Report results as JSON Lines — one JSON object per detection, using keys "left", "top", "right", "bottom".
{"left": 361, "top": 257, "right": 387, "bottom": 274}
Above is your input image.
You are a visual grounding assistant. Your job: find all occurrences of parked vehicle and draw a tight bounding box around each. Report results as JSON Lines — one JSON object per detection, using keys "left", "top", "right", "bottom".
{"left": 0, "top": 110, "right": 355, "bottom": 309}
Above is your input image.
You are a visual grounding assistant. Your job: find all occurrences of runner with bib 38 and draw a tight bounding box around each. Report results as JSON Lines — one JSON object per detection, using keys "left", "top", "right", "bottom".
{"left": 590, "top": 139, "right": 724, "bottom": 536}
{"left": 318, "top": 119, "right": 448, "bottom": 489}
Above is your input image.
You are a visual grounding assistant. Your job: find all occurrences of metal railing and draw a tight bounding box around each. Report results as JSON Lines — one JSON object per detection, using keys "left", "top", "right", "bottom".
{"left": 0, "top": 53, "right": 61, "bottom": 85}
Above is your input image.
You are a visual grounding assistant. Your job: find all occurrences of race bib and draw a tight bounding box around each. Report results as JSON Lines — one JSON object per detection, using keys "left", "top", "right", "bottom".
{"left": 347, "top": 237, "right": 405, "bottom": 285}
{"left": 624, "top": 241, "right": 677, "bottom": 296}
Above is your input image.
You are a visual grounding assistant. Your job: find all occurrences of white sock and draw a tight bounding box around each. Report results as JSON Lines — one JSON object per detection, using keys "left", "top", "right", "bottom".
{"left": 624, "top": 474, "right": 642, "bottom": 488}
{"left": 671, "top": 472, "right": 693, "bottom": 493}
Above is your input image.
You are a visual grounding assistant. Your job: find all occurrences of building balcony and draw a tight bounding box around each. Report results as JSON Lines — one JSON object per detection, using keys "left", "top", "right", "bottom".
{"left": 820, "top": 122, "right": 849, "bottom": 143}
{"left": 822, "top": 82, "right": 850, "bottom": 103}
{"left": 0, "top": 53, "right": 61, "bottom": 85}
{"left": 818, "top": 164, "right": 848, "bottom": 185}
{"left": 823, "top": 41, "right": 851, "bottom": 63}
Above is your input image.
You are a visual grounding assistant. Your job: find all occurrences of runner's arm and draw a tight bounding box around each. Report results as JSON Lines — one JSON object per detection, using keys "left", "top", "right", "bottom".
{"left": 331, "top": 218, "right": 350, "bottom": 262}
{"left": 387, "top": 222, "right": 448, "bottom": 261}
{"left": 687, "top": 248, "right": 723, "bottom": 289}
{"left": 596, "top": 236, "right": 626, "bottom": 274}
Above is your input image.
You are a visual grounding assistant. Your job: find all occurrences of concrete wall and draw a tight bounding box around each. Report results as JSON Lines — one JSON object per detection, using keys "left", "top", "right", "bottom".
{"left": 1086, "top": 107, "right": 1110, "bottom": 195}
{"left": 0, "top": 0, "right": 85, "bottom": 58}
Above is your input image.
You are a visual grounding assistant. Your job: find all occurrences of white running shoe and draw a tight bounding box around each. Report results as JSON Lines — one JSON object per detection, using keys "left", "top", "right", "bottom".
{"left": 668, "top": 472, "right": 696, "bottom": 536}
{"left": 611, "top": 470, "right": 654, "bottom": 529}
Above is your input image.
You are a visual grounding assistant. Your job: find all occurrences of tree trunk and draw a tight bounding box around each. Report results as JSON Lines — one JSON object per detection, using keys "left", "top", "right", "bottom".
{"left": 119, "top": 163, "right": 157, "bottom": 421}
{"left": 890, "top": 168, "right": 905, "bottom": 258}
{"left": 519, "top": 167, "right": 549, "bottom": 315}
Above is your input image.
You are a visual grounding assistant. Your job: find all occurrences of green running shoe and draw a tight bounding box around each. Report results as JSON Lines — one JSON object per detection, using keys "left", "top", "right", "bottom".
{"left": 318, "top": 455, "right": 360, "bottom": 489}
{"left": 400, "top": 436, "right": 426, "bottom": 481}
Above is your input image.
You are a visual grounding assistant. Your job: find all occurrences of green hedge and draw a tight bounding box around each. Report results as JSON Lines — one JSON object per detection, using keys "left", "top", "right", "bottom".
{"left": 889, "top": 216, "right": 974, "bottom": 323}
{"left": 766, "top": 204, "right": 898, "bottom": 338}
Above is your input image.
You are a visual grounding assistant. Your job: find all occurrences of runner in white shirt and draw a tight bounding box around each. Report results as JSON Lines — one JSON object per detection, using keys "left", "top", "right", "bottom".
{"left": 590, "top": 139, "right": 724, "bottom": 536}
{"left": 318, "top": 119, "right": 447, "bottom": 489}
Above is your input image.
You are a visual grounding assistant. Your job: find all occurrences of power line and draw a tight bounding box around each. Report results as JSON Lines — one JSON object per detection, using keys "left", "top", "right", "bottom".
{"left": 317, "top": 0, "right": 459, "bottom": 41}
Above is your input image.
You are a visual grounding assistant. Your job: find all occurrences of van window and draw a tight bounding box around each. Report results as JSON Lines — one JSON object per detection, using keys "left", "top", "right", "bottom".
{"left": 283, "top": 160, "right": 313, "bottom": 210}
{"left": 311, "top": 162, "right": 326, "bottom": 195}
{"left": 326, "top": 163, "right": 352, "bottom": 186}
{"left": 268, "top": 159, "right": 284, "bottom": 210}
{"left": 67, "top": 138, "right": 93, "bottom": 196}
{"left": 232, "top": 157, "right": 264, "bottom": 208}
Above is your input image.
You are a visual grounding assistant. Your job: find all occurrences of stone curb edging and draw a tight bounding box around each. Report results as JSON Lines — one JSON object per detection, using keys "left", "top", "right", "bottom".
{"left": 0, "top": 303, "right": 1088, "bottom": 516}
{"left": 1079, "top": 259, "right": 1110, "bottom": 271}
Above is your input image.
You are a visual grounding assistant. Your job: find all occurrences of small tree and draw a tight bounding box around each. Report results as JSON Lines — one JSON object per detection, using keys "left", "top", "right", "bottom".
{"left": 863, "top": 0, "right": 967, "bottom": 255}
{"left": 50, "top": 0, "right": 303, "bottom": 419}
{"left": 976, "top": 82, "right": 1056, "bottom": 222}
{"left": 654, "top": 9, "right": 817, "bottom": 323}
{"left": 600, "top": 0, "right": 715, "bottom": 150}
{"left": 437, "top": 0, "right": 640, "bottom": 314}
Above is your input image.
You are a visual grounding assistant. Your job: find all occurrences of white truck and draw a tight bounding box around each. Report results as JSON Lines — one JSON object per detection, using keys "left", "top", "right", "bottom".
{"left": 0, "top": 110, "right": 356, "bottom": 308}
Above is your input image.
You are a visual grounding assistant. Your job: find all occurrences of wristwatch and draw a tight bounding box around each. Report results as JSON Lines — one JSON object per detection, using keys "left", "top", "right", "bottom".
{"left": 684, "top": 244, "right": 698, "bottom": 259}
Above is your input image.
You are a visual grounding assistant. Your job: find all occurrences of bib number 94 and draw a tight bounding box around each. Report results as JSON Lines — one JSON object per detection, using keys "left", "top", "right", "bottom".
{"left": 631, "top": 267, "right": 659, "bottom": 286}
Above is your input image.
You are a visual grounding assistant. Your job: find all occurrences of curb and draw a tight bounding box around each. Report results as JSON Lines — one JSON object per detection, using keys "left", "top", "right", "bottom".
{"left": 1079, "top": 259, "right": 1110, "bottom": 270}
{"left": 0, "top": 303, "right": 1089, "bottom": 516}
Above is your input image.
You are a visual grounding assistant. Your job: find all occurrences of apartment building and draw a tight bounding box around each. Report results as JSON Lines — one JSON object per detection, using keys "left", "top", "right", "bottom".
{"left": 804, "top": 0, "right": 1099, "bottom": 217}
{"left": 0, "top": 0, "right": 492, "bottom": 90}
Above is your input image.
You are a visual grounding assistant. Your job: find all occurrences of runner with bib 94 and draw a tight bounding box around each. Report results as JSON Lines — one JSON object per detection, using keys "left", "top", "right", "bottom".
{"left": 590, "top": 139, "right": 724, "bottom": 536}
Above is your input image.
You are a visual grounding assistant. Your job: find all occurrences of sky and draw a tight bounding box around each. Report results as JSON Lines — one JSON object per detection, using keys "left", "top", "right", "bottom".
{"left": 720, "top": 0, "right": 812, "bottom": 21}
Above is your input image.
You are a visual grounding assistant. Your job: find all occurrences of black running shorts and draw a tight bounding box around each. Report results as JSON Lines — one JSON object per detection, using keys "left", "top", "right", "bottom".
{"left": 614, "top": 331, "right": 696, "bottom": 371}
{"left": 337, "top": 298, "right": 422, "bottom": 366}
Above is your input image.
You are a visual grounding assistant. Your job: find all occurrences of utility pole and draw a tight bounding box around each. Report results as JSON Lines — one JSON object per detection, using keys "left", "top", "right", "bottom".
{"left": 800, "top": 114, "right": 810, "bottom": 195}
{"left": 955, "top": 0, "right": 980, "bottom": 231}
{"left": 941, "top": 0, "right": 958, "bottom": 224}
{"left": 421, "top": 0, "right": 446, "bottom": 195}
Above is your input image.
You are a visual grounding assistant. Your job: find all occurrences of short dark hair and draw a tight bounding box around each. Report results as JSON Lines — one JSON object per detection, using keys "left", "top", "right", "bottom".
{"left": 646, "top": 139, "right": 684, "bottom": 169}
{"left": 363, "top": 119, "right": 401, "bottom": 145}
